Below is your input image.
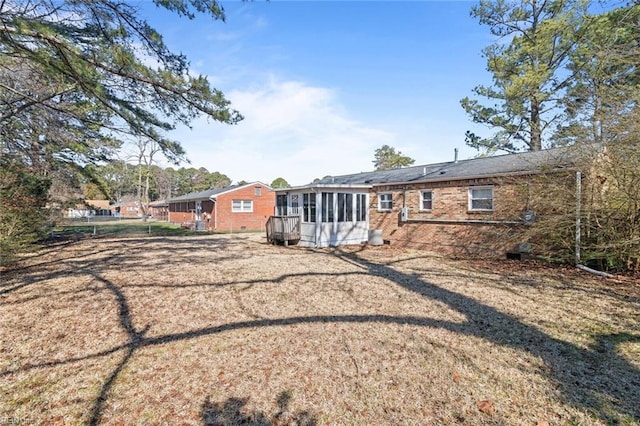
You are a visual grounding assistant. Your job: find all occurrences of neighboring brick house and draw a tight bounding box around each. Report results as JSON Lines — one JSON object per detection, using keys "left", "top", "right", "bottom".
{"left": 113, "top": 200, "right": 142, "bottom": 218}
{"left": 167, "top": 182, "right": 275, "bottom": 232}
{"left": 273, "top": 146, "right": 584, "bottom": 257}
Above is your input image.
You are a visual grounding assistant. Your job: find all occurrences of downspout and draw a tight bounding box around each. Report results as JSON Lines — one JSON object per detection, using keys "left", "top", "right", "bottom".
{"left": 575, "top": 171, "right": 581, "bottom": 265}
{"left": 401, "top": 186, "right": 409, "bottom": 222}
{"left": 402, "top": 186, "right": 407, "bottom": 209}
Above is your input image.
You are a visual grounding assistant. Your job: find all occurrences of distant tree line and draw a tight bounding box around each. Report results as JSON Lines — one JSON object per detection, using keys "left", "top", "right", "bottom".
{"left": 84, "top": 162, "right": 233, "bottom": 203}
{"left": 82, "top": 162, "right": 291, "bottom": 207}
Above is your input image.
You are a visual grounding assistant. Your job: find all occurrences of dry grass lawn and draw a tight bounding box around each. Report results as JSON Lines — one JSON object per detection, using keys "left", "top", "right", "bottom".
{"left": 1, "top": 233, "right": 639, "bottom": 425}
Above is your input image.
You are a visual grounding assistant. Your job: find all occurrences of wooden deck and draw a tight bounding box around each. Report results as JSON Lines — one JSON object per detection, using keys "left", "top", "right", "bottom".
{"left": 266, "top": 215, "right": 301, "bottom": 246}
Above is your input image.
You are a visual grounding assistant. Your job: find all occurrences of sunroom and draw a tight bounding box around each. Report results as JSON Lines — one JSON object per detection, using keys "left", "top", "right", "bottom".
{"left": 268, "top": 184, "right": 372, "bottom": 247}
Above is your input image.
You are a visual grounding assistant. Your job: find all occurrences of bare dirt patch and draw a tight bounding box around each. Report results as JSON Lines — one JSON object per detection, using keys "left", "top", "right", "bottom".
{"left": 1, "top": 234, "right": 638, "bottom": 425}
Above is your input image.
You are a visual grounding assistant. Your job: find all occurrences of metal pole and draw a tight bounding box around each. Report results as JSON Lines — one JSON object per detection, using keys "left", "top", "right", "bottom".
{"left": 575, "top": 171, "right": 582, "bottom": 265}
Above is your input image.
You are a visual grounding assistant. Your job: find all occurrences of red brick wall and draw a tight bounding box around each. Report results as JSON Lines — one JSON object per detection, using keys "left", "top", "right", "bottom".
{"left": 118, "top": 201, "right": 142, "bottom": 217}
{"left": 215, "top": 184, "right": 275, "bottom": 232}
{"left": 167, "top": 186, "right": 274, "bottom": 232}
{"left": 369, "top": 178, "right": 529, "bottom": 258}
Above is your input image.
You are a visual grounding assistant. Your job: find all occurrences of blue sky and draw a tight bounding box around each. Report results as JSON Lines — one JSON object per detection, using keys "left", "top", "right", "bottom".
{"left": 136, "top": 1, "right": 494, "bottom": 186}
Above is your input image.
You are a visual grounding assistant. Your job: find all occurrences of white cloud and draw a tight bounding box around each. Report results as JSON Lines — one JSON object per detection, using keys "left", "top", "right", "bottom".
{"left": 172, "top": 78, "right": 395, "bottom": 186}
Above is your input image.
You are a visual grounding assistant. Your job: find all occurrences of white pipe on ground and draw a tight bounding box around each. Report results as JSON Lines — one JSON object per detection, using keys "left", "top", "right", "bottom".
{"left": 577, "top": 264, "right": 614, "bottom": 278}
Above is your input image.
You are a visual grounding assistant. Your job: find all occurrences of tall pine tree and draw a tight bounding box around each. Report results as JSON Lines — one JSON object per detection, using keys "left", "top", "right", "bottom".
{"left": 461, "top": 0, "right": 588, "bottom": 153}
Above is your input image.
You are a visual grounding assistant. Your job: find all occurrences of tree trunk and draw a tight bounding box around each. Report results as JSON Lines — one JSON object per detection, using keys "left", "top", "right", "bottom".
{"left": 137, "top": 154, "right": 143, "bottom": 215}
{"left": 530, "top": 100, "right": 542, "bottom": 151}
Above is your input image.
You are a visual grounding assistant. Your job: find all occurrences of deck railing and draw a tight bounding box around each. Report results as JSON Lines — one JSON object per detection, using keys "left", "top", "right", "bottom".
{"left": 266, "top": 215, "right": 301, "bottom": 246}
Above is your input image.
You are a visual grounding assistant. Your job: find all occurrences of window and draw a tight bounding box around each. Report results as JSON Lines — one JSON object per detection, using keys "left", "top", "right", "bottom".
{"left": 337, "top": 193, "right": 353, "bottom": 222}
{"left": 232, "top": 200, "right": 253, "bottom": 212}
{"left": 321, "top": 192, "right": 334, "bottom": 223}
{"left": 378, "top": 193, "right": 393, "bottom": 211}
{"left": 420, "top": 190, "right": 433, "bottom": 211}
{"left": 469, "top": 186, "right": 493, "bottom": 211}
{"left": 356, "top": 194, "right": 367, "bottom": 221}
{"left": 276, "top": 194, "right": 287, "bottom": 215}
{"left": 303, "top": 193, "right": 316, "bottom": 222}
{"left": 255, "top": 187, "right": 262, "bottom": 196}
{"left": 290, "top": 194, "right": 300, "bottom": 216}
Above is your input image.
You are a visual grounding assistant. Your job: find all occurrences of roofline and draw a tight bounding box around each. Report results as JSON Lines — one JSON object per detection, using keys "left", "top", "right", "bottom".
{"left": 167, "top": 193, "right": 214, "bottom": 202}
{"left": 209, "top": 181, "right": 272, "bottom": 200}
{"left": 291, "top": 145, "right": 586, "bottom": 189}
{"left": 371, "top": 166, "right": 576, "bottom": 187}
{"left": 166, "top": 182, "right": 273, "bottom": 203}
{"left": 274, "top": 166, "right": 575, "bottom": 192}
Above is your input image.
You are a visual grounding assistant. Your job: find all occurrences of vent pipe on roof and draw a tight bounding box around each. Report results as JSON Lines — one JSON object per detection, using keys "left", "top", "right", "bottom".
{"left": 422, "top": 167, "right": 426, "bottom": 176}
{"left": 454, "top": 148, "right": 459, "bottom": 163}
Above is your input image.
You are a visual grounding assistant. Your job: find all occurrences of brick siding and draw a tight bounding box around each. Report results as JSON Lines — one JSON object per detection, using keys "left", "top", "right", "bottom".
{"left": 215, "top": 184, "right": 275, "bottom": 232}
{"left": 168, "top": 184, "right": 275, "bottom": 232}
{"left": 369, "top": 178, "right": 530, "bottom": 258}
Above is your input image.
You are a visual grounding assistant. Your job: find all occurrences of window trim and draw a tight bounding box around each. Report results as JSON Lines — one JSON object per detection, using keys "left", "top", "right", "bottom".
{"left": 378, "top": 192, "right": 393, "bottom": 211}
{"left": 356, "top": 193, "right": 367, "bottom": 222}
{"left": 276, "top": 194, "right": 287, "bottom": 216}
{"left": 321, "top": 192, "right": 334, "bottom": 223}
{"left": 468, "top": 186, "right": 494, "bottom": 211}
{"left": 420, "top": 190, "right": 433, "bottom": 211}
{"left": 303, "top": 192, "right": 316, "bottom": 223}
{"left": 232, "top": 199, "right": 253, "bottom": 213}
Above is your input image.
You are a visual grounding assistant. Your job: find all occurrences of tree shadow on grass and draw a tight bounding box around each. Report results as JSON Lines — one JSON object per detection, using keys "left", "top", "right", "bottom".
{"left": 3, "top": 238, "right": 639, "bottom": 424}
{"left": 331, "top": 247, "right": 640, "bottom": 424}
{"left": 0, "top": 235, "right": 243, "bottom": 298}
{"left": 201, "top": 391, "right": 317, "bottom": 426}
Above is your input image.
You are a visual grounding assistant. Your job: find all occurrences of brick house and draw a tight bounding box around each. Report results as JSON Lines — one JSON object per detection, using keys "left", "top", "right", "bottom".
{"left": 167, "top": 182, "right": 275, "bottom": 232}
{"left": 113, "top": 199, "right": 143, "bottom": 218}
{"left": 273, "top": 146, "right": 583, "bottom": 257}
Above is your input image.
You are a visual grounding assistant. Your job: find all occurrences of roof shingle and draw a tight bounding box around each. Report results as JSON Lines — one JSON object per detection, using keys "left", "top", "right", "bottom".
{"left": 312, "top": 145, "right": 584, "bottom": 187}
